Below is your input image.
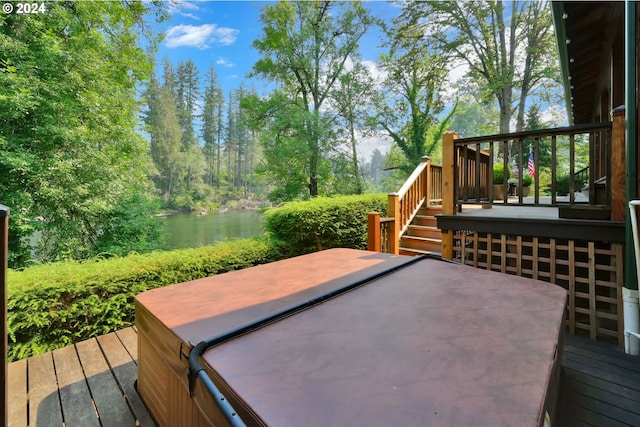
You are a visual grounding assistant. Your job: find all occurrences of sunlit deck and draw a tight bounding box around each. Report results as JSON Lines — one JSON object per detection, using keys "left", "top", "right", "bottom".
{"left": 6, "top": 329, "right": 640, "bottom": 426}
{"left": 7, "top": 327, "right": 155, "bottom": 426}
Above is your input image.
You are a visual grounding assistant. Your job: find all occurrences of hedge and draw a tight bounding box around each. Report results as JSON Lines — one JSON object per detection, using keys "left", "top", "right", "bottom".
{"left": 264, "top": 194, "right": 387, "bottom": 256}
{"left": 7, "top": 238, "right": 283, "bottom": 361}
{"left": 7, "top": 194, "right": 388, "bottom": 361}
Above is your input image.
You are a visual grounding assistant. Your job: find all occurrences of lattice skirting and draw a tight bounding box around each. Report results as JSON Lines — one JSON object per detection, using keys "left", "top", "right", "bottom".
{"left": 451, "top": 231, "right": 624, "bottom": 346}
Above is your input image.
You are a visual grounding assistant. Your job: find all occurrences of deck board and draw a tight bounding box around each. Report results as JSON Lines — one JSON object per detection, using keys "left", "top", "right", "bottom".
{"left": 7, "top": 327, "right": 640, "bottom": 426}
{"left": 28, "top": 352, "right": 63, "bottom": 426}
{"left": 558, "top": 333, "right": 640, "bottom": 426}
{"left": 7, "top": 327, "right": 155, "bottom": 426}
{"left": 53, "top": 345, "right": 101, "bottom": 426}
{"left": 7, "top": 358, "right": 27, "bottom": 426}
{"left": 97, "top": 330, "right": 156, "bottom": 426}
{"left": 76, "top": 338, "right": 137, "bottom": 426}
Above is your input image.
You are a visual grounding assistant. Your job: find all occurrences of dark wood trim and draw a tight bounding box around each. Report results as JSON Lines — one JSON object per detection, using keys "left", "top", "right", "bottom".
{"left": 436, "top": 214, "right": 625, "bottom": 243}
{"left": 454, "top": 122, "right": 612, "bottom": 145}
{"left": 1, "top": 205, "right": 8, "bottom": 427}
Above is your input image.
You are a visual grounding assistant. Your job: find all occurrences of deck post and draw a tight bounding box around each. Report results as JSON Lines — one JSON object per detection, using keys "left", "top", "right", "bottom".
{"left": 388, "top": 193, "right": 400, "bottom": 255}
{"left": 422, "top": 156, "right": 431, "bottom": 205}
{"left": 612, "top": 106, "right": 626, "bottom": 221}
{"left": 441, "top": 132, "right": 458, "bottom": 260}
{"left": 367, "top": 212, "right": 381, "bottom": 252}
{"left": 1, "top": 205, "right": 8, "bottom": 427}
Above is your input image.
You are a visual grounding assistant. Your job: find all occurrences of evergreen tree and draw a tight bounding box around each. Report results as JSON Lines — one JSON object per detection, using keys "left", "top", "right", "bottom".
{"left": 201, "top": 65, "right": 223, "bottom": 187}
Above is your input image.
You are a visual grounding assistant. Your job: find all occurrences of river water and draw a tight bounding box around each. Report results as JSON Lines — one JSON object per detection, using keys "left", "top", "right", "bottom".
{"left": 163, "top": 210, "right": 265, "bottom": 250}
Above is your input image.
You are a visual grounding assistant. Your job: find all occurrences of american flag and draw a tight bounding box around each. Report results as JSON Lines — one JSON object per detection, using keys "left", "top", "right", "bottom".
{"left": 527, "top": 149, "right": 535, "bottom": 178}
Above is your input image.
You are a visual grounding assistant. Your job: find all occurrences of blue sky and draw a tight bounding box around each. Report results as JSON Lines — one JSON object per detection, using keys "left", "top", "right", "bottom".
{"left": 153, "top": 1, "right": 400, "bottom": 97}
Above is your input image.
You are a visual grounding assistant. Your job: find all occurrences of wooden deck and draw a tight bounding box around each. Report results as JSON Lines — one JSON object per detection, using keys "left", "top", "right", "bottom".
{"left": 6, "top": 328, "right": 640, "bottom": 426}
{"left": 558, "top": 333, "right": 640, "bottom": 426}
{"left": 7, "top": 327, "right": 155, "bottom": 426}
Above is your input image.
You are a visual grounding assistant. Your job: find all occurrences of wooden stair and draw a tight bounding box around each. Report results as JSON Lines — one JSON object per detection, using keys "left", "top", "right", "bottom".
{"left": 399, "top": 204, "right": 443, "bottom": 256}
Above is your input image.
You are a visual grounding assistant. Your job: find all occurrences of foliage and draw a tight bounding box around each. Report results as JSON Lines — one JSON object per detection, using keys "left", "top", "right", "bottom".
{"left": 246, "top": 1, "right": 375, "bottom": 200}
{"left": 556, "top": 173, "right": 586, "bottom": 196}
{"left": 523, "top": 174, "right": 533, "bottom": 186}
{"left": 408, "top": 1, "right": 560, "bottom": 135}
{"left": 373, "top": 12, "right": 453, "bottom": 173}
{"left": 0, "top": 1, "right": 165, "bottom": 267}
{"left": 493, "top": 163, "right": 510, "bottom": 183}
{"left": 448, "top": 94, "right": 500, "bottom": 138}
{"left": 264, "top": 194, "right": 387, "bottom": 255}
{"left": 7, "top": 238, "right": 282, "bottom": 361}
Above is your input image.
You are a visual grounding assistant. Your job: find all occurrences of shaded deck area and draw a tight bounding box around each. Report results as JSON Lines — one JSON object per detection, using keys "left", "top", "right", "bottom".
{"left": 558, "top": 333, "right": 640, "bottom": 426}
{"left": 6, "top": 328, "right": 640, "bottom": 426}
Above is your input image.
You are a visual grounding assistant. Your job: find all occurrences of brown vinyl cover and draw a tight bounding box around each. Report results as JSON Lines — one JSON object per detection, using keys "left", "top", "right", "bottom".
{"left": 201, "top": 256, "right": 566, "bottom": 427}
{"left": 136, "top": 248, "right": 566, "bottom": 427}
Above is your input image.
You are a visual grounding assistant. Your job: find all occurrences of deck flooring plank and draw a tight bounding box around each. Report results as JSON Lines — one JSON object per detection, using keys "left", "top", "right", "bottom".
{"left": 115, "top": 327, "right": 138, "bottom": 362}
{"left": 564, "top": 374, "right": 640, "bottom": 417}
{"left": 561, "top": 401, "right": 630, "bottom": 427}
{"left": 563, "top": 367, "right": 640, "bottom": 405}
{"left": 76, "top": 338, "right": 137, "bottom": 426}
{"left": 7, "top": 358, "right": 27, "bottom": 427}
{"left": 97, "top": 332, "right": 156, "bottom": 426}
{"left": 52, "top": 344, "right": 101, "bottom": 427}
{"left": 563, "top": 353, "right": 640, "bottom": 392}
{"left": 564, "top": 335, "right": 640, "bottom": 371}
{"left": 562, "top": 377, "right": 640, "bottom": 423}
{"left": 564, "top": 343, "right": 640, "bottom": 375}
{"left": 27, "top": 352, "right": 63, "bottom": 427}
{"left": 566, "top": 383, "right": 640, "bottom": 425}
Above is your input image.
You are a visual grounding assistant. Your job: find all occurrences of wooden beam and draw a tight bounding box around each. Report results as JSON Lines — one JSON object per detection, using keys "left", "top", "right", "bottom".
{"left": 441, "top": 132, "right": 457, "bottom": 259}
{"left": 367, "top": 212, "right": 381, "bottom": 252}
{"left": 388, "top": 194, "right": 400, "bottom": 255}
{"left": 611, "top": 106, "right": 626, "bottom": 220}
{"left": 1, "top": 205, "right": 7, "bottom": 427}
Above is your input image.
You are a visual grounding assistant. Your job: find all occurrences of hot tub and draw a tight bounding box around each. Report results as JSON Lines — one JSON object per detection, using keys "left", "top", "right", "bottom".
{"left": 135, "top": 248, "right": 565, "bottom": 427}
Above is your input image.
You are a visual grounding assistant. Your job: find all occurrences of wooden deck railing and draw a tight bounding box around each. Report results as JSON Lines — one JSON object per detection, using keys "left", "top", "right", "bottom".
{"left": 368, "top": 156, "right": 441, "bottom": 254}
{"left": 447, "top": 121, "right": 619, "bottom": 211}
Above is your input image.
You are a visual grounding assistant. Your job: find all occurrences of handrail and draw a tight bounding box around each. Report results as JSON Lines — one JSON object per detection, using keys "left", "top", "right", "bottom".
{"left": 396, "top": 157, "right": 431, "bottom": 199}
{"left": 367, "top": 157, "right": 442, "bottom": 254}
{"left": 450, "top": 121, "right": 613, "bottom": 208}
{"left": 388, "top": 156, "right": 432, "bottom": 254}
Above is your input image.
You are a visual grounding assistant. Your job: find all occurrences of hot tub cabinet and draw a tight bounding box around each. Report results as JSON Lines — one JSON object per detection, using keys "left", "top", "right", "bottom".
{"left": 135, "top": 248, "right": 566, "bottom": 427}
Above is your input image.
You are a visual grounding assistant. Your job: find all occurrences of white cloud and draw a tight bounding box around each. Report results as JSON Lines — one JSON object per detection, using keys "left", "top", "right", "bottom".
{"left": 167, "top": 0, "right": 200, "bottom": 19}
{"left": 165, "top": 24, "right": 239, "bottom": 49}
{"left": 216, "top": 57, "right": 235, "bottom": 68}
{"left": 361, "top": 59, "right": 387, "bottom": 84}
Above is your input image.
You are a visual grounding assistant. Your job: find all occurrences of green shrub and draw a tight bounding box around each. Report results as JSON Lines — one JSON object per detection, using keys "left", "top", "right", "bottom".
{"left": 264, "top": 194, "right": 387, "bottom": 256}
{"left": 7, "top": 238, "right": 283, "bottom": 361}
{"left": 8, "top": 194, "right": 388, "bottom": 360}
{"left": 493, "top": 163, "right": 510, "bottom": 183}
{"left": 556, "top": 173, "right": 586, "bottom": 195}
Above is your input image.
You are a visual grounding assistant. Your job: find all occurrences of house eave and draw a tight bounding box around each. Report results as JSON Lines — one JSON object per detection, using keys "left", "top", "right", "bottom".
{"left": 551, "top": 1, "right": 574, "bottom": 125}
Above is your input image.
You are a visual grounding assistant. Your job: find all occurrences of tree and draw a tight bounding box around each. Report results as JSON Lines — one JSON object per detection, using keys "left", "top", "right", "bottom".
{"left": 248, "top": 0, "right": 375, "bottom": 200}
{"left": 373, "top": 12, "right": 455, "bottom": 174}
{"left": 411, "top": 1, "right": 559, "bottom": 135}
{"left": 175, "top": 59, "right": 200, "bottom": 150}
{"left": 329, "top": 61, "right": 377, "bottom": 194}
{"left": 201, "top": 65, "right": 224, "bottom": 187}
{"left": 448, "top": 93, "right": 500, "bottom": 138}
{"left": 0, "top": 1, "right": 166, "bottom": 266}
{"left": 144, "top": 73, "right": 183, "bottom": 202}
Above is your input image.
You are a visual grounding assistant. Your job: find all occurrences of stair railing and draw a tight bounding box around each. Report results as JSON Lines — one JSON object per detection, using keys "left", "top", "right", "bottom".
{"left": 368, "top": 156, "right": 438, "bottom": 254}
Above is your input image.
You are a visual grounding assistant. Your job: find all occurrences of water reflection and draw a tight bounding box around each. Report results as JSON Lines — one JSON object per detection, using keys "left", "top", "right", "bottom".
{"left": 163, "top": 210, "right": 264, "bottom": 250}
